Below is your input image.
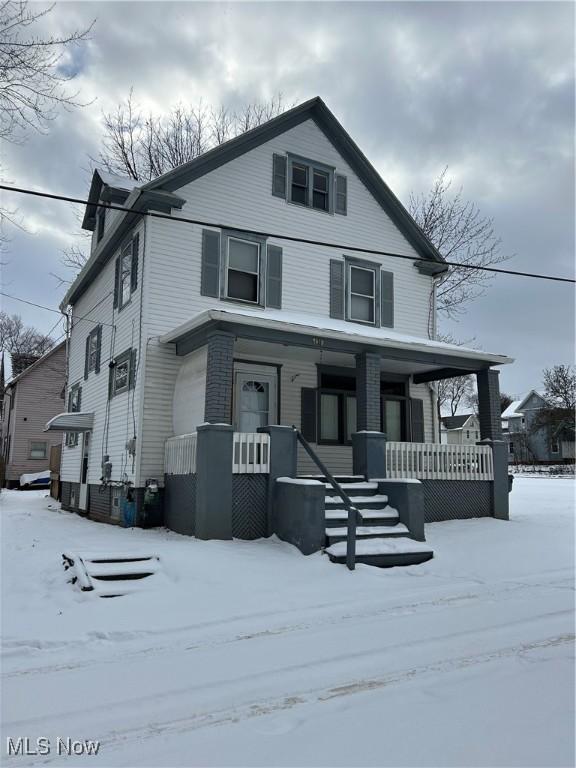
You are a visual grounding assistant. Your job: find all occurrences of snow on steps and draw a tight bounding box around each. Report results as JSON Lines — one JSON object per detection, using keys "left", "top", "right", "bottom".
{"left": 325, "top": 506, "right": 399, "bottom": 521}
{"left": 326, "top": 537, "right": 434, "bottom": 568}
{"left": 325, "top": 494, "right": 389, "bottom": 505}
{"left": 326, "top": 523, "right": 409, "bottom": 537}
{"left": 62, "top": 552, "right": 162, "bottom": 598}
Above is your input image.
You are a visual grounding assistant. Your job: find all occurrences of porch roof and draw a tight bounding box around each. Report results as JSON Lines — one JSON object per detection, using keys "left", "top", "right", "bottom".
{"left": 161, "top": 308, "right": 513, "bottom": 379}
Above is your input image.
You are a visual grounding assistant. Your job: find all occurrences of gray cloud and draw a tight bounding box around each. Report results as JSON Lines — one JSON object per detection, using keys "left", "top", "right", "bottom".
{"left": 1, "top": 1, "right": 573, "bottom": 395}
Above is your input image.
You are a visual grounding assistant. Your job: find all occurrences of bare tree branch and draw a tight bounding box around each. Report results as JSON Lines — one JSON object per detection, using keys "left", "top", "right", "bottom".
{"left": 409, "top": 167, "right": 512, "bottom": 318}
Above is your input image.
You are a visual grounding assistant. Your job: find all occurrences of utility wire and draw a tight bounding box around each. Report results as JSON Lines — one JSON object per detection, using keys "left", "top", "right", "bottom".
{"left": 1, "top": 183, "right": 575, "bottom": 285}
{"left": 0, "top": 291, "right": 115, "bottom": 327}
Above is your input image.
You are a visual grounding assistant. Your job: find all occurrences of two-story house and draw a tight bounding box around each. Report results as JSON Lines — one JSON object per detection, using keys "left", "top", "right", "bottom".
{"left": 46, "top": 98, "right": 513, "bottom": 555}
{"left": 441, "top": 414, "right": 481, "bottom": 445}
{"left": 503, "top": 391, "right": 575, "bottom": 464}
{"left": 1, "top": 342, "right": 66, "bottom": 488}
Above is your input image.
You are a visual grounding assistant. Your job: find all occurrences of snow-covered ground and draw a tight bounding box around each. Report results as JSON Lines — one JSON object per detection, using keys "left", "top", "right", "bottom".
{"left": 1, "top": 479, "right": 574, "bottom": 767}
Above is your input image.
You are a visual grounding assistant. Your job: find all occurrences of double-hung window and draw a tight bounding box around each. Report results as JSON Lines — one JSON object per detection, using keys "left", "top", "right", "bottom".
{"left": 312, "top": 168, "right": 330, "bottom": 211}
{"left": 226, "top": 237, "right": 261, "bottom": 304}
{"left": 348, "top": 264, "right": 376, "bottom": 324}
{"left": 66, "top": 384, "right": 81, "bottom": 447}
{"left": 110, "top": 348, "right": 135, "bottom": 398}
{"left": 88, "top": 330, "right": 99, "bottom": 371}
{"left": 119, "top": 244, "right": 132, "bottom": 309}
{"left": 291, "top": 163, "right": 309, "bottom": 206}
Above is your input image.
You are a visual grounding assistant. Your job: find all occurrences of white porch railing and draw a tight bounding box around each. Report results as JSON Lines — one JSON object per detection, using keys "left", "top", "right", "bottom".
{"left": 233, "top": 432, "right": 270, "bottom": 473}
{"left": 385, "top": 442, "right": 494, "bottom": 481}
{"left": 165, "top": 433, "right": 197, "bottom": 475}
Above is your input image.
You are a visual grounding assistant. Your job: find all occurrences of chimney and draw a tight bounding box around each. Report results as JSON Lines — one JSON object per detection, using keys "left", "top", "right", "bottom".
{"left": 11, "top": 352, "right": 40, "bottom": 378}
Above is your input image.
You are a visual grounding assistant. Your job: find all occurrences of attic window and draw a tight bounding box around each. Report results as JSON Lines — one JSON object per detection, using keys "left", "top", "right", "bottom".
{"left": 288, "top": 156, "right": 334, "bottom": 213}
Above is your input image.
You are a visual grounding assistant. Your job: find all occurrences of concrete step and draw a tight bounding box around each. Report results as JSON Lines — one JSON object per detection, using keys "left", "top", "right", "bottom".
{"left": 324, "top": 494, "right": 389, "bottom": 510}
{"left": 326, "top": 524, "right": 410, "bottom": 544}
{"left": 326, "top": 537, "right": 434, "bottom": 568}
{"left": 324, "top": 482, "right": 379, "bottom": 496}
{"left": 325, "top": 506, "right": 400, "bottom": 527}
{"left": 299, "top": 475, "right": 365, "bottom": 485}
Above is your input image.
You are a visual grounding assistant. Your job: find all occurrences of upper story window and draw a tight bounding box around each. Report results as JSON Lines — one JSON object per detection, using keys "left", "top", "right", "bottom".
{"left": 114, "top": 234, "right": 139, "bottom": 311}
{"left": 348, "top": 264, "right": 376, "bottom": 324}
{"left": 288, "top": 156, "right": 333, "bottom": 212}
{"left": 201, "top": 229, "right": 283, "bottom": 310}
{"left": 226, "top": 237, "right": 261, "bottom": 304}
{"left": 330, "top": 257, "right": 394, "bottom": 328}
{"left": 66, "top": 383, "right": 81, "bottom": 447}
{"left": 272, "top": 153, "right": 348, "bottom": 215}
{"left": 84, "top": 326, "right": 101, "bottom": 379}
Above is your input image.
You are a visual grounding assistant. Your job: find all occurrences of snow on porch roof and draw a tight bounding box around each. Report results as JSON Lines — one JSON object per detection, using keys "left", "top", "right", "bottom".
{"left": 44, "top": 412, "right": 95, "bottom": 433}
{"left": 160, "top": 307, "right": 513, "bottom": 368}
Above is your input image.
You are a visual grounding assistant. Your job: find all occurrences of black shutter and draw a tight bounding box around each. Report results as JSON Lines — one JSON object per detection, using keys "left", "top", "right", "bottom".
{"left": 301, "top": 388, "right": 317, "bottom": 443}
{"left": 131, "top": 233, "right": 139, "bottom": 293}
{"left": 94, "top": 326, "right": 102, "bottom": 374}
{"left": 410, "top": 398, "right": 425, "bottom": 443}
{"left": 201, "top": 229, "right": 221, "bottom": 297}
{"left": 84, "top": 336, "right": 90, "bottom": 380}
{"left": 77, "top": 386, "right": 82, "bottom": 412}
{"left": 108, "top": 364, "right": 114, "bottom": 400}
{"left": 329, "top": 260, "right": 345, "bottom": 319}
{"left": 266, "top": 245, "right": 283, "bottom": 309}
{"left": 335, "top": 174, "right": 347, "bottom": 215}
{"left": 67, "top": 390, "right": 73, "bottom": 412}
{"left": 272, "top": 154, "right": 287, "bottom": 198}
{"left": 380, "top": 271, "right": 394, "bottom": 328}
{"left": 113, "top": 257, "right": 120, "bottom": 308}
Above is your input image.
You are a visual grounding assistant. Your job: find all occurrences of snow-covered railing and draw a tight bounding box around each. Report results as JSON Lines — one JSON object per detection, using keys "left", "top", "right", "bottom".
{"left": 385, "top": 442, "right": 494, "bottom": 481}
{"left": 165, "top": 433, "right": 197, "bottom": 475}
{"left": 233, "top": 432, "right": 270, "bottom": 474}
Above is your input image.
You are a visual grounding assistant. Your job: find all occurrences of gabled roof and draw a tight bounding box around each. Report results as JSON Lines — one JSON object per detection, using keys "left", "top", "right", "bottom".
{"left": 140, "top": 97, "right": 447, "bottom": 271}
{"left": 502, "top": 390, "right": 549, "bottom": 419}
{"left": 441, "top": 414, "right": 476, "bottom": 430}
{"left": 501, "top": 399, "right": 523, "bottom": 418}
{"left": 5, "top": 341, "right": 66, "bottom": 388}
{"left": 82, "top": 169, "right": 140, "bottom": 230}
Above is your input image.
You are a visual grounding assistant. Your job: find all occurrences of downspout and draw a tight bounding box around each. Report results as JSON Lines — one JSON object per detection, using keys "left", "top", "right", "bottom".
{"left": 427, "top": 275, "right": 440, "bottom": 442}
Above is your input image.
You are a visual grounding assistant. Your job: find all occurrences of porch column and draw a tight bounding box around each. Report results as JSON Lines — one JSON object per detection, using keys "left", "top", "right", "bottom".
{"left": 476, "top": 368, "right": 503, "bottom": 440}
{"left": 476, "top": 368, "right": 509, "bottom": 520}
{"left": 355, "top": 352, "right": 381, "bottom": 431}
{"left": 204, "top": 331, "right": 235, "bottom": 424}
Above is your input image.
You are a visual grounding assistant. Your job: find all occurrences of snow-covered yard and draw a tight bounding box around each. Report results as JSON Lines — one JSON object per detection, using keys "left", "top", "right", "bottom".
{"left": 1, "top": 479, "right": 574, "bottom": 767}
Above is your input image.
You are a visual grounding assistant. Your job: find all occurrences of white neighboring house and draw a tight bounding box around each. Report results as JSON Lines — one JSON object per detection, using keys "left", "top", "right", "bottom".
{"left": 440, "top": 414, "right": 481, "bottom": 445}
{"left": 45, "top": 97, "right": 513, "bottom": 528}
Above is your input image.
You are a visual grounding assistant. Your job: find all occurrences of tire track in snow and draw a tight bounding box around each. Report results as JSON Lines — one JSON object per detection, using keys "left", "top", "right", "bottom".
{"left": 3, "top": 573, "right": 572, "bottom": 680}
{"left": 14, "top": 633, "right": 574, "bottom": 766}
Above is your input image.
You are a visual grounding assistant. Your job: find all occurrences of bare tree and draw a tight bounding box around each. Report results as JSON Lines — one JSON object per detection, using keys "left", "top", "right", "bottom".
{"left": 542, "top": 365, "right": 575, "bottom": 410}
{"left": 500, "top": 392, "right": 514, "bottom": 414}
{"left": 0, "top": 1, "right": 94, "bottom": 141}
{"left": 0, "top": 311, "right": 53, "bottom": 355}
{"left": 96, "top": 92, "right": 290, "bottom": 182}
{"left": 409, "top": 167, "right": 510, "bottom": 318}
{"left": 437, "top": 374, "right": 475, "bottom": 418}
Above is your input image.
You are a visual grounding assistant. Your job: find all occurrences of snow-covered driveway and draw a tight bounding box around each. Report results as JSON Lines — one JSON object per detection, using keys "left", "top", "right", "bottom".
{"left": 1, "top": 479, "right": 574, "bottom": 767}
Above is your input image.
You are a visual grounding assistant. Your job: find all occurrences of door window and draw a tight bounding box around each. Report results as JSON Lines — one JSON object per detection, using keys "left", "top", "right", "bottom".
{"left": 238, "top": 380, "right": 270, "bottom": 432}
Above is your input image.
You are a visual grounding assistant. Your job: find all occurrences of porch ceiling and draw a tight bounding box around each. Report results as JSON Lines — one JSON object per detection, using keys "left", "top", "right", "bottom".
{"left": 160, "top": 308, "right": 513, "bottom": 377}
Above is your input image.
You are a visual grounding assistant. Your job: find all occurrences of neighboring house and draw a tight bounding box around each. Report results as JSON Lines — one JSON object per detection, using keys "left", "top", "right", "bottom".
{"left": 1, "top": 343, "right": 66, "bottom": 488}
{"left": 441, "top": 414, "right": 481, "bottom": 445}
{"left": 502, "top": 390, "right": 575, "bottom": 464}
{"left": 46, "top": 97, "right": 513, "bottom": 559}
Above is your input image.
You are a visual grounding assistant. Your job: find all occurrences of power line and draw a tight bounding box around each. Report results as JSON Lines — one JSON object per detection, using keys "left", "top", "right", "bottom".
{"left": 1, "top": 183, "right": 575, "bottom": 285}
{"left": 0, "top": 291, "right": 115, "bottom": 328}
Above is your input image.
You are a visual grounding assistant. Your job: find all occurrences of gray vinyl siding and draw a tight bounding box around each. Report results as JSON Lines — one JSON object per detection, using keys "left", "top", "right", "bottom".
{"left": 1, "top": 345, "right": 67, "bottom": 482}
{"left": 61, "top": 220, "right": 145, "bottom": 486}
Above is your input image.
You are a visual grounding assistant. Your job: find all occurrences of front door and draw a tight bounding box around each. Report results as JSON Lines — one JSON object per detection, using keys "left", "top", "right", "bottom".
{"left": 234, "top": 366, "right": 278, "bottom": 432}
{"left": 79, "top": 431, "right": 90, "bottom": 511}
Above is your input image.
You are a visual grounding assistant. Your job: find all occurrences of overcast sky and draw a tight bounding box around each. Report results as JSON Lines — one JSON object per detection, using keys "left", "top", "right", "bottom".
{"left": 1, "top": 1, "right": 574, "bottom": 397}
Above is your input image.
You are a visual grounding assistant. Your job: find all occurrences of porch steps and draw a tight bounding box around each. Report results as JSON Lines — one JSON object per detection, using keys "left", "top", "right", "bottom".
{"left": 314, "top": 475, "right": 434, "bottom": 569}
